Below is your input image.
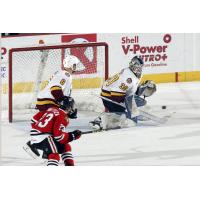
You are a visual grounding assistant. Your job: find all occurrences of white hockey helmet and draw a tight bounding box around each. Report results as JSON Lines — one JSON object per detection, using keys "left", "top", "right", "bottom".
{"left": 63, "top": 55, "right": 85, "bottom": 72}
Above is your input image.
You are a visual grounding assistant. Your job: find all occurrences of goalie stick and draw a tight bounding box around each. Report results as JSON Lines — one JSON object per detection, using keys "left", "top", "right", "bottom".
{"left": 91, "top": 92, "right": 167, "bottom": 124}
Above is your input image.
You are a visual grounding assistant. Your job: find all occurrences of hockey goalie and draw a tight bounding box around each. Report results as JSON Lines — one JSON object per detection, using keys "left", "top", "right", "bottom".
{"left": 90, "top": 56, "right": 156, "bottom": 130}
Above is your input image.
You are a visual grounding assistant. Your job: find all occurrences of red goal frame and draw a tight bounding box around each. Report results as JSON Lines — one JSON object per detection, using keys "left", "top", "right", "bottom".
{"left": 8, "top": 42, "right": 109, "bottom": 122}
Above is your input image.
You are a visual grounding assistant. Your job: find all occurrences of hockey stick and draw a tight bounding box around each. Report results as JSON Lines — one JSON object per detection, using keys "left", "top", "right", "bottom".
{"left": 91, "top": 92, "right": 167, "bottom": 124}
{"left": 82, "top": 126, "right": 124, "bottom": 134}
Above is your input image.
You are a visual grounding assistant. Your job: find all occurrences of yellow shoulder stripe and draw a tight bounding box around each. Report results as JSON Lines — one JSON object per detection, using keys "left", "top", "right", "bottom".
{"left": 101, "top": 91, "right": 126, "bottom": 97}
{"left": 50, "top": 86, "right": 62, "bottom": 91}
{"left": 101, "top": 91, "right": 111, "bottom": 97}
{"left": 110, "top": 91, "right": 126, "bottom": 96}
{"left": 36, "top": 100, "right": 59, "bottom": 106}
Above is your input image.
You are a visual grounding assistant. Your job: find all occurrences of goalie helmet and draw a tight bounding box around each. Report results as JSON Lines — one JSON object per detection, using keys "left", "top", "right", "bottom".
{"left": 129, "top": 56, "right": 144, "bottom": 78}
{"left": 63, "top": 55, "right": 85, "bottom": 72}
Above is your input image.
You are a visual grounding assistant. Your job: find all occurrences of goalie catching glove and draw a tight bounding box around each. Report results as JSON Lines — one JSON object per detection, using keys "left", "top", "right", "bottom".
{"left": 136, "top": 80, "right": 157, "bottom": 98}
{"left": 68, "top": 108, "right": 77, "bottom": 119}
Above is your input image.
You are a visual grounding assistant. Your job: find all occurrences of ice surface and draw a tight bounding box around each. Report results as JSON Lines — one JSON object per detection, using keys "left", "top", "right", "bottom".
{"left": 1, "top": 81, "right": 200, "bottom": 165}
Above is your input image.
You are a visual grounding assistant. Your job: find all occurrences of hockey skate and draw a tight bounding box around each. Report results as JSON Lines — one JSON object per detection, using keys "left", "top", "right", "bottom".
{"left": 89, "top": 117, "right": 103, "bottom": 131}
{"left": 23, "top": 141, "right": 40, "bottom": 159}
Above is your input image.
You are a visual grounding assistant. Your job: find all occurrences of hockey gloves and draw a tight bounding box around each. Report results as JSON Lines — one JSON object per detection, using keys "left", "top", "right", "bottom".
{"left": 137, "top": 80, "right": 157, "bottom": 97}
{"left": 68, "top": 130, "right": 82, "bottom": 142}
{"left": 68, "top": 108, "right": 78, "bottom": 119}
{"left": 60, "top": 96, "right": 78, "bottom": 119}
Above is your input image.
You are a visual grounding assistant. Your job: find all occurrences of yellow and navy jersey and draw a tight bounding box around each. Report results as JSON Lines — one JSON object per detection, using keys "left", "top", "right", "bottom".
{"left": 101, "top": 67, "right": 141, "bottom": 103}
{"left": 36, "top": 70, "right": 72, "bottom": 110}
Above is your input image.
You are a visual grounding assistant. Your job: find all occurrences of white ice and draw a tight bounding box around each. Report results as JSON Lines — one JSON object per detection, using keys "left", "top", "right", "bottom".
{"left": 1, "top": 81, "right": 200, "bottom": 166}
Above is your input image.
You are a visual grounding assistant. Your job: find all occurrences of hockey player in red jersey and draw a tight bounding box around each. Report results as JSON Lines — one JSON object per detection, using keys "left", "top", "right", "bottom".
{"left": 24, "top": 97, "right": 82, "bottom": 166}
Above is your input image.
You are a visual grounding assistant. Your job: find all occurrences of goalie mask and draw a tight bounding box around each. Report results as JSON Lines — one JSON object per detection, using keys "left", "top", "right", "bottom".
{"left": 63, "top": 55, "right": 85, "bottom": 72}
{"left": 129, "top": 56, "right": 144, "bottom": 78}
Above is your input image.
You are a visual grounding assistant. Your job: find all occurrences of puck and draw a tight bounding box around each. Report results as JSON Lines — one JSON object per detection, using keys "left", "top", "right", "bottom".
{"left": 162, "top": 105, "right": 167, "bottom": 109}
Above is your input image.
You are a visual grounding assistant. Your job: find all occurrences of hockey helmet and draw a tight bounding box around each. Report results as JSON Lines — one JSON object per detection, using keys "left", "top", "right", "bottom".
{"left": 129, "top": 56, "right": 144, "bottom": 78}
{"left": 63, "top": 55, "right": 85, "bottom": 72}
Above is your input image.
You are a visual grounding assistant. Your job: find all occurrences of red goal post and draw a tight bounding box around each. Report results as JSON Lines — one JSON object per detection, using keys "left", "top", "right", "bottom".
{"left": 8, "top": 42, "right": 109, "bottom": 122}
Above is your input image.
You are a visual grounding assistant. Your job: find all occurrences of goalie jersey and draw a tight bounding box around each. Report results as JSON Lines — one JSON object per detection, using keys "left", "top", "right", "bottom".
{"left": 101, "top": 67, "right": 141, "bottom": 103}
{"left": 36, "top": 70, "right": 72, "bottom": 111}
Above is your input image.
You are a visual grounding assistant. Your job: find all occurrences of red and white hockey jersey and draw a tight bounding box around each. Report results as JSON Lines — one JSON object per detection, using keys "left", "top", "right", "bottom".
{"left": 30, "top": 107, "right": 71, "bottom": 144}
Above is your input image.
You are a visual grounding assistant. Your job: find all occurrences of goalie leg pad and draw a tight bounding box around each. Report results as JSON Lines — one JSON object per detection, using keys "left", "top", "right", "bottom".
{"left": 101, "top": 112, "right": 122, "bottom": 129}
{"left": 125, "top": 95, "right": 139, "bottom": 120}
{"left": 134, "top": 95, "right": 147, "bottom": 107}
{"left": 101, "top": 112, "right": 136, "bottom": 129}
{"left": 119, "top": 114, "right": 136, "bottom": 128}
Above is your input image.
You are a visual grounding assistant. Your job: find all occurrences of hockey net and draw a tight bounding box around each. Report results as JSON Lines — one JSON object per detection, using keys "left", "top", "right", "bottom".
{"left": 5, "top": 42, "right": 108, "bottom": 122}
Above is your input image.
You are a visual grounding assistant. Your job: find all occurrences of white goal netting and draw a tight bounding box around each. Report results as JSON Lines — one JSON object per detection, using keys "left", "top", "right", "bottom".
{"left": 2, "top": 43, "right": 108, "bottom": 122}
